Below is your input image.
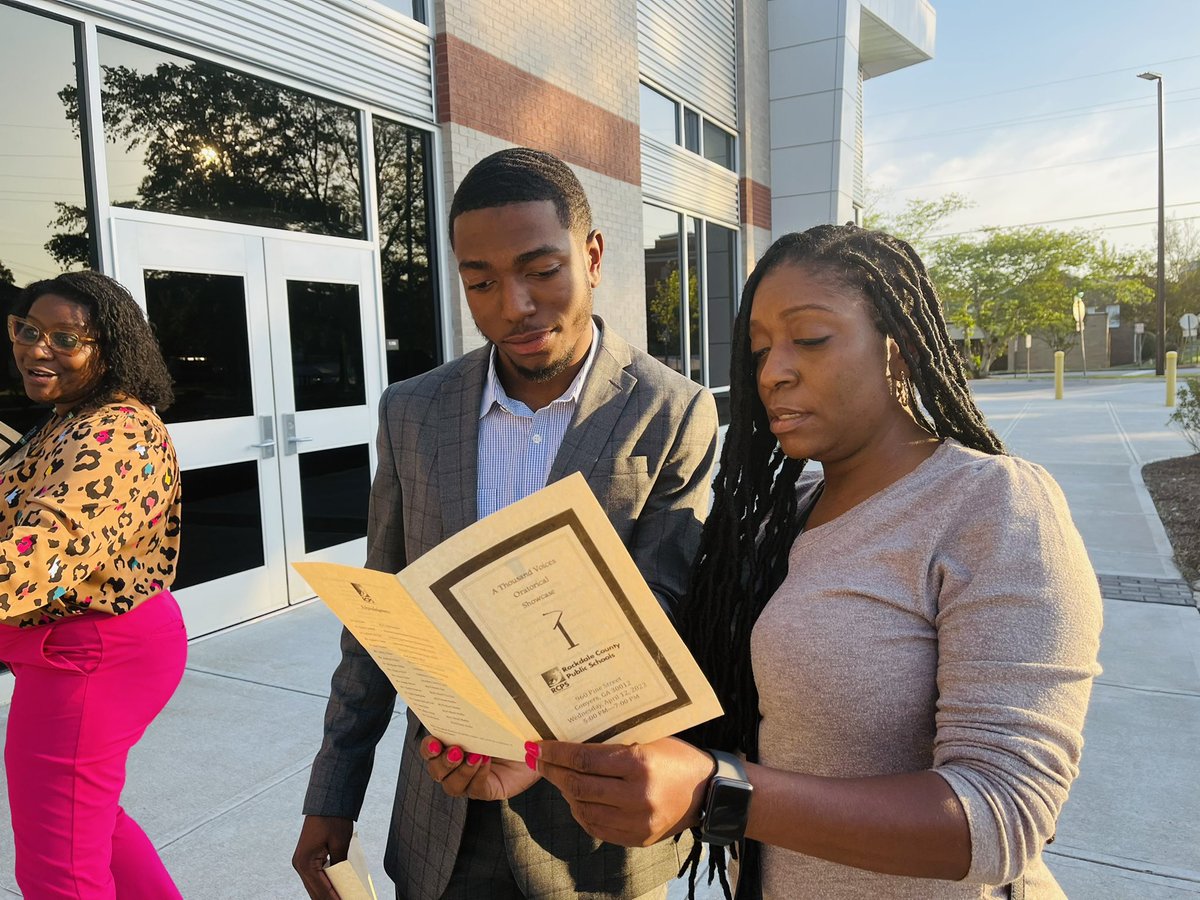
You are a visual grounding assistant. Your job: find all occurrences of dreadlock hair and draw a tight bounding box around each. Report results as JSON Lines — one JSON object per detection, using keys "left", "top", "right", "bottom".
{"left": 448, "top": 147, "right": 593, "bottom": 246}
{"left": 676, "top": 224, "right": 1004, "bottom": 900}
{"left": 13, "top": 271, "right": 174, "bottom": 412}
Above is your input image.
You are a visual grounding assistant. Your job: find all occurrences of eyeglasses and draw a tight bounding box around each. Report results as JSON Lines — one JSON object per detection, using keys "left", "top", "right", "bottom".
{"left": 7, "top": 315, "right": 97, "bottom": 356}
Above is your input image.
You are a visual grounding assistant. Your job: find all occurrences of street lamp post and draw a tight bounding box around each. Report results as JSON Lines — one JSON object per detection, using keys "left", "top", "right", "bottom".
{"left": 1139, "top": 71, "right": 1166, "bottom": 377}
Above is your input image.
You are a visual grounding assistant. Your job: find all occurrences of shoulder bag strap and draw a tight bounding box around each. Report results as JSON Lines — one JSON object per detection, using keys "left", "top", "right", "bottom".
{"left": 0, "top": 410, "right": 55, "bottom": 468}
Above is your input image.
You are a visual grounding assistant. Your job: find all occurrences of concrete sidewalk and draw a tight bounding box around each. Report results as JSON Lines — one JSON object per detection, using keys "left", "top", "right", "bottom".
{"left": 0, "top": 377, "right": 1197, "bottom": 898}
{"left": 968, "top": 377, "right": 1200, "bottom": 899}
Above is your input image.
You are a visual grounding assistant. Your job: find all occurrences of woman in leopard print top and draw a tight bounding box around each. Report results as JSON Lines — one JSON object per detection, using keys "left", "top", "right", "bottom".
{"left": 0, "top": 271, "right": 185, "bottom": 899}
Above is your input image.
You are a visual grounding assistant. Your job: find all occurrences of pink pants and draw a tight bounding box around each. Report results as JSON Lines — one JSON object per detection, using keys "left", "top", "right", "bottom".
{"left": 0, "top": 592, "right": 187, "bottom": 899}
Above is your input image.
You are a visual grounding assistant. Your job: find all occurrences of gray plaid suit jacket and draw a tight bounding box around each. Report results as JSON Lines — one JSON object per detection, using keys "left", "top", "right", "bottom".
{"left": 304, "top": 319, "right": 718, "bottom": 900}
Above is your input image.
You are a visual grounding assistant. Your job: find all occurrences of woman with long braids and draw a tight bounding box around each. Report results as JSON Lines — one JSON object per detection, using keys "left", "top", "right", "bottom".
{"left": 528, "top": 225, "right": 1102, "bottom": 899}
{"left": 0, "top": 271, "right": 184, "bottom": 898}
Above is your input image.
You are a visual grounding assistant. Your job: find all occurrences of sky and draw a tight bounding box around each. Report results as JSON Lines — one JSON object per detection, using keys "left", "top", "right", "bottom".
{"left": 862, "top": 0, "right": 1200, "bottom": 256}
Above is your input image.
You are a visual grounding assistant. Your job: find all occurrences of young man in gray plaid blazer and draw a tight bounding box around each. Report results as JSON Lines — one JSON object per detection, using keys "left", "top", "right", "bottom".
{"left": 293, "top": 148, "right": 718, "bottom": 900}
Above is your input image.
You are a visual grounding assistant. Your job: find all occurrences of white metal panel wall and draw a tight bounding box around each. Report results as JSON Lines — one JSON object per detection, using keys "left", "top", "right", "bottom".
{"left": 638, "top": 0, "right": 737, "bottom": 128}
{"left": 641, "top": 137, "right": 740, "bottom": 227}
{"left": 854, "top": 65, "right": 865, "bottom": 207}
{"left": 56, "top": 0, "right": 435, "bottom": 121}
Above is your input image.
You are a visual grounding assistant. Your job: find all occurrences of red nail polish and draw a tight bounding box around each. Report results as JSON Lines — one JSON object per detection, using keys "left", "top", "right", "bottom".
{"left": 524, "top": 741, "right": 540, "bottom": 758}
{"left": 447, "top": 746, "right": 464, "bottom": 763}
{"left": 525, "top": 752, "right": 538, "bottom": 771}
{"left": 467, "top": 753, "right": 482, "bottom": 766}
{"left": 427, "top": 739, "right": 442, "bottom": 756}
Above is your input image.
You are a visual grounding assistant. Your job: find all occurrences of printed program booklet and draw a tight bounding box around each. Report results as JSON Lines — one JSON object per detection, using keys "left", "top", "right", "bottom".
{"left": 323, "top": 832, "right": 377, "bottom": 900}
{"left": 294, "top": 472, "right": 722, "bottom": 761}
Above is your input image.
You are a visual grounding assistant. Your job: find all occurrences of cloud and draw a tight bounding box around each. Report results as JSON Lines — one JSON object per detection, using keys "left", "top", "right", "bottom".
{"left": 866, "top": 104, "right": 1200, "bottom": 249}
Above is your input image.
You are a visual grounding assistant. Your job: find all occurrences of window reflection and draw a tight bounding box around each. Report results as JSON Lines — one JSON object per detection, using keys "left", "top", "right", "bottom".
{"left": 288, "top": 281, "right": 365, "bottom": 411}
{"left": 0, "top": 5, "right": 94, "bottom": 287}
{"left": 0, "top": 5, "right": 97, "bottom": 446}
{"left": 644, "top": 205, "right": 683, "bottom": 374}
{"left": 143, "top": 271, "right": 254, "bottom": 423}
{"left": 97, "top": 33, "right": 365, "bottom": 238}
{"left": 703, "top": 121, "right": 735, "bottom": 170}
{"left": 374, "top": 117, "right": 439, "bottom": 383}
{"left": 174, "top": 461, "right": 265, "bottom": 589}
{"left": 0, "top": 5, "right": 94, "bottom": 431}
{"left": 644, "top": 208, "right": 739, "bottom": 392}
{"left": 374, "top": 0, "right": 426, "bottom": 21}
{"left": 684, "top": 109, "right": 700, "bottom": 154}
{"left": 299, "top": 445, "right": 369, "bottom": 552}
{"left": 686, "top": 217, "right": 701, "bottom": 384}
{"left": 714, "top": 391, "right": 731, "bottom": 428}
{"left": 639, "top": 84, "right": 678, "bottom": 146}
{"left": 705, "top": 223, "right": 737, "bottom": 389}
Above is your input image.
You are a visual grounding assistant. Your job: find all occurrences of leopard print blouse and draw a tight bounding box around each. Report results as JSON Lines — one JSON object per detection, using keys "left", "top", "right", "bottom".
{"left": 0, "top": 401, "right": 181, "bottom": 627}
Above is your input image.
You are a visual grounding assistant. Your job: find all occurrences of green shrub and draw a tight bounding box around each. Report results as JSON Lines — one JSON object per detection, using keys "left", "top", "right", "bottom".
{"left": 1168, "top": 376, "right": 1200, "bottom": 453}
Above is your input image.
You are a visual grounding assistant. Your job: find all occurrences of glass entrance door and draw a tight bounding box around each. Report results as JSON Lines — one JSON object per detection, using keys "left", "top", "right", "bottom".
{"left": 261, "top": 239, "right": 378, "bottom": 600}
{"left": 112, "top": 216, "right": 382, "bottom": 636}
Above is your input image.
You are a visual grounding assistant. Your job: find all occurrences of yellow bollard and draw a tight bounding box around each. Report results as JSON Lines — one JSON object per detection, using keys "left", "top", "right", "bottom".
{"left": 1054, "top": 351, "right": 1064, "bottom": 399}
{"left": 1166, "top": 350, "right": 1177, "bottom": 407}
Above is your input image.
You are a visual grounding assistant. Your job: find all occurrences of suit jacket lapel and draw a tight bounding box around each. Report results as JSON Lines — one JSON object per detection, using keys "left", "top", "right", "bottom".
{"left": 438, "top": 348, "right": 488, "bottom": 536}
{"left": 549, "top": 320, "right": 635, "bottom": 484}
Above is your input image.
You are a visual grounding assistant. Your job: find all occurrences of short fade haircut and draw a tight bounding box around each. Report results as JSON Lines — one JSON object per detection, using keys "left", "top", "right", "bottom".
{"left": 448, "top": 148, "right": 592, "bottom": 247}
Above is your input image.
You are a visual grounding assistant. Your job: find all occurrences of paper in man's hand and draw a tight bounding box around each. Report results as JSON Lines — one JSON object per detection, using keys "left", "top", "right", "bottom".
{"left": 324, "top": 832, "right": 377, "bottom": 900}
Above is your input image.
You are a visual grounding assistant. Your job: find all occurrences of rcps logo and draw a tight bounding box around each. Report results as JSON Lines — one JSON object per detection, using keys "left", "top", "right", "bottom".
{"left": 351, "top": 583, "right": 375, "bottom": 604}
{"left": 540, "top": 667, "right": 569, "bottom": 693}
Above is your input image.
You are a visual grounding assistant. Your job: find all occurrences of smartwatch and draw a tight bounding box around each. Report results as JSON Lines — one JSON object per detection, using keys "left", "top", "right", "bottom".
{"left": 698, "top": 749, "right": 753, "bottom": 846}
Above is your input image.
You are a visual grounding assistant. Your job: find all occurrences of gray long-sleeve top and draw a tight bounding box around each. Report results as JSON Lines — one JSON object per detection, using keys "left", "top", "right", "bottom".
{"left": 751, "top": 440, "right": 1103, "bottom": 899}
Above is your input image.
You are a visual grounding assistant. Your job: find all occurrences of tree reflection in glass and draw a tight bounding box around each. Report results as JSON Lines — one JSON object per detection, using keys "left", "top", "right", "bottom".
{"left": 644, "top": 205, "right": 687, "bottom": 374}
{"left": 374, "top": 117, "right": 439, "bottom": 382}
{"left": 52, "top": 34, "right": 366, "bottom": 254}
{"left": 0, "top": 4, "right": 94, "bottom": 432}
{"left": 41, "top": 34, "right": 440, "bottom": 390}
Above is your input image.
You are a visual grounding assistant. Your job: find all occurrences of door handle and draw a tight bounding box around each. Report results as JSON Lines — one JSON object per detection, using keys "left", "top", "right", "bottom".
{"left": 252, "top": 416, "right": 276, "bottom": 459}
{"left": 283, "top": 414, "right": 312, "bottom": 455}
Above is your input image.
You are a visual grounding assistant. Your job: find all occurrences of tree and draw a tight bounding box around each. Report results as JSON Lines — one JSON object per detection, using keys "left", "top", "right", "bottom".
{"left": 55, "top": 58, "right": 364, "bottom": 257}
{"left": 50, "top": 55, "right": 438, "bottom": 381}
{"left": 373, "top": 119, "right": 437, "bottom": 380}
{"left": 1168, "top": 377, "right": 1200, "bottom": 452}
{"left": 44, "top": 202, "right": 91, "bottom": 269}
{"left": 646, "top": 265, "right": 698, "bottom": 366}
{"left": 863, "top": 191, "right": 972, "bottom": 254}
{"left": 1024, "top": 269, "right": 1082, "bottom": 355}
{"left": 930, "top": 228, "right": 1093, "bottom": 376}
{"left": 868, "top": 192, "right": 1188, "bottom": 369}
{"left": 1165, "top": 217, "right": 1200, "bottom": 283}
{"left": 0, "top": 259, "right": 17, "bottom": 308}
{"left": 1080, "top": 243, "right": 1156, "bottom": 326}
{"left": 1163, "top": 218, "right": 1200, "bottom": 353}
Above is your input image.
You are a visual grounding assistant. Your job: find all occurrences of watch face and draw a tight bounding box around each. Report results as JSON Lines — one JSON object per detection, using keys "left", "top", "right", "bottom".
{"left": 702, "top": 776, "right": 753, "bottom": 846}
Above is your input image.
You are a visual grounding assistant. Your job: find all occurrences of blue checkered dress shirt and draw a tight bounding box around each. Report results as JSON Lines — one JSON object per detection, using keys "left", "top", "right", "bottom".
{"left": 476, "top": 322, "right": 600, "bottom": 518}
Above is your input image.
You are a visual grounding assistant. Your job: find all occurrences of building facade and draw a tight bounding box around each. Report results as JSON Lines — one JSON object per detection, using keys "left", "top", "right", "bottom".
{"left": 0, "top": 0, "right": 934, "bottom": 637}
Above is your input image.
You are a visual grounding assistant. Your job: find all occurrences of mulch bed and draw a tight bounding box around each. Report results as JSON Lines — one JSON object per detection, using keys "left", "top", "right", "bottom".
{"left": 1142, "top": 453, "right": 1200, "bottom": 584}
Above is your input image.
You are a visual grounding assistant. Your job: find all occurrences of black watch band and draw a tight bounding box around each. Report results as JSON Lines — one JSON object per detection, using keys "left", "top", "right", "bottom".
{"left": 698, "top": 749, "right": 753, "bottom": 846}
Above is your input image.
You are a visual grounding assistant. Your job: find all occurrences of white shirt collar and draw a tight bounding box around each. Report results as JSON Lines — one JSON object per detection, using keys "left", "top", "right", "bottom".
{"left": 480, "top": 320, "right": 601, "bottom": 419}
